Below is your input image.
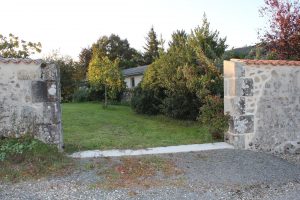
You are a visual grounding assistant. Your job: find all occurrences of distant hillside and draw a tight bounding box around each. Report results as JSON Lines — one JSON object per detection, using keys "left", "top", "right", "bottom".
{"left": 223, "top": 46, "right": 255, "bottom": 60}
{"left": 226, "top": 46, "right": 254, "bottom": 55}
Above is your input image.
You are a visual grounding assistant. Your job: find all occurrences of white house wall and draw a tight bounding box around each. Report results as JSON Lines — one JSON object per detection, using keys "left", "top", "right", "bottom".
{"left": 124, "top": 75, "right": 143, "bottom": 89}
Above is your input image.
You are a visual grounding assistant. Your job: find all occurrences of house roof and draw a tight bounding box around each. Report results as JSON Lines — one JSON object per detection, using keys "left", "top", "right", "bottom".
{"left": 122, "top": 65, "right": 148, "bottom": 76}
{"left": 231, "top": 59, "right": 300, "bottom": 66}
{"left": 0, "top": 57, "right": 44, "bottom": 65}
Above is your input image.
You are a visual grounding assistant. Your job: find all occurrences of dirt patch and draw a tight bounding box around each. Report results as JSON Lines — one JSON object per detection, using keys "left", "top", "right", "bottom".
{"left": 94, "top": 156, "right": 184, "bottom": 189}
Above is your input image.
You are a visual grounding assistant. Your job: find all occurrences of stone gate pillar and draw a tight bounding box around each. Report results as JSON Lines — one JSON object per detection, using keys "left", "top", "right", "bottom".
{"left": 224, "top": 59, "right": 300, "bottom": 154}
{"left": 0, "top": 58, "right": 63, "bottom": 149}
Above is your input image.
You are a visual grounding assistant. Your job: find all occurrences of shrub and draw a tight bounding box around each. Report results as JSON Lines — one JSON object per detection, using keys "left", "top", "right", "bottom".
{"left": 199, "top": 95, "right": 230, "bottom": 140}
{"left": 87, "top": 86, "right": 105, "bottom": 101}
{"left": 72, "top": 87, "right": 90, "bottom": 102}
{"left": 125, "top": 16, "right": 228, "bottom": 122}
{"left": 161, "top": 91, "right": 200, "bottom": 120}
{"left": 131, "top": 85, "right": 162, "bottom": 115}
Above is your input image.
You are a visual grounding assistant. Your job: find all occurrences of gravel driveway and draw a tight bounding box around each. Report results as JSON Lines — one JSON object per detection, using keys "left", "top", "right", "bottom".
{"left": 1, "top": 149, "right": 300, "bottom": 200}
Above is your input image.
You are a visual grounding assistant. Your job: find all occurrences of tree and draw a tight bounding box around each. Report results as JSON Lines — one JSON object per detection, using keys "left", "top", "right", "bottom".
{"left": 131, "top": 49, "right": 146, "bottom": 66}
{"left": 44, "top": 51, "right": 85, "bottom": 102}
{"left": 168, "top": 30, "right": 189, "bottom": 49}
{"left": 260, "top": 0, "right": 300, "bottom": 60}
{"left": 79, "top": 47, "right": 92, "bottom": 76}
{"left": 87, "top": 49, "right": 124, "bottom": 108}
{"left": 138, "top": 16, "right": 226, "bottom": 120}
{"left": 0, "top": 33, "right": 41, "bottom": 58}
{"left": 190, "top": 14, "right": 227, "bottom": 63}
{"left": 158, "top": 34, "right": 166, "bottom": 56}
{"left": 92, "top": 34, "right": 143, "bottom": 69}
{"left": 143, "top": 27, "right": 159, "bottom": 64}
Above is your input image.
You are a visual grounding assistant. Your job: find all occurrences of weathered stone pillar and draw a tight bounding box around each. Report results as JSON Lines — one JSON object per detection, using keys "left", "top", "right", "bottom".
{"left": 0, "top": 58, "right": 63, "bottom": 149}
{"left": 224, "top": 60, "right": 254, "bottom": 149}
{"left": 224, "top": 59, "right": 300, "bottom": 154}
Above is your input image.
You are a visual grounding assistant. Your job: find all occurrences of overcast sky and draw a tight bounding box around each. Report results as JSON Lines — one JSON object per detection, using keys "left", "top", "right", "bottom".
{"left": 1, "top": 0, "right": 266, "bottom": 60}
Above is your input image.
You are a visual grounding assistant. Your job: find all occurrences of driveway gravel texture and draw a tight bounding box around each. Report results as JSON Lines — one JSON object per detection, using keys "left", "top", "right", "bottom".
{"left": 0, "top": 149, "right": 300, "bottom": 200}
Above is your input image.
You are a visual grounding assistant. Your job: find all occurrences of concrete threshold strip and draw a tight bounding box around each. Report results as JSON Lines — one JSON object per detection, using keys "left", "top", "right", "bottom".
{"left": 69, "top": 142, "right": 234, "bottom": 158}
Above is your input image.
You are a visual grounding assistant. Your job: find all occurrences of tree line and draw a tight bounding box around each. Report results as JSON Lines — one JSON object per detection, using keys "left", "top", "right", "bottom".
{"left": 0, "top": 0, "right": 299, "bottom": 137}
{"left": 0, "top": 27, "right": 163, "bottom": 102}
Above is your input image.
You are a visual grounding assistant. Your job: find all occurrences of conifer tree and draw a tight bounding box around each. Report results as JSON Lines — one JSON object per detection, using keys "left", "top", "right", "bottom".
{"left": 158, "top": 34, "right": 166, "bottom": 56}
{"left": 143, "top": 27, "right": 159, "bottom": 64}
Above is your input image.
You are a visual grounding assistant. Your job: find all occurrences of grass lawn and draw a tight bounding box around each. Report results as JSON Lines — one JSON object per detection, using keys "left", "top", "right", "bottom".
{"left": 62, "top": 102, "right": 213, "bottom": 153}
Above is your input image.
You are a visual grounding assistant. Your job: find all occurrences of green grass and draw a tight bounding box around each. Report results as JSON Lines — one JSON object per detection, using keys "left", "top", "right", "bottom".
{"left": 63, "top": 102, "right": 213, "bottom": 153}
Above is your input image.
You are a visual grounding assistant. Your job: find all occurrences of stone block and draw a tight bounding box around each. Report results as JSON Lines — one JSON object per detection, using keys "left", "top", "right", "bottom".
{"left": 31, "top": 81, "right": 47, "bottom": 103}
{"left": 35, "top": 123, "right": 61, "bottom": 145}
{"left": 233, "top": 115, "right": 254, "bottom": 134}
{"left": 226, "top": 132, "right": 247, "bottom": 149}
{"left": 224, "top": 60, "right": 245, "bottom": 79}
{"left": 240, "top": 78, "right": 253, "bottom": 96}
{"left": 224, "top": 60, "right": 236, "bottom": 78}
{"left": 17, "top": 69, "right": 39, "bottom": 80}
{"left": 237, "top": 97, "right": 245, "bottom": 115}
{"left": 224, "top": 79, "right": 228, "bottom": 96}
{"left": 43, "top": 102, "right": 60, "bottom": 124}
{"left": 234, "top": 134, "right": 246, "bottom": 149}
{"left": 237, "top": 63, "right": 245, "bottom": 77}
{"left": 224, "top": 97, "right": 245, "bottom": 115}
{"left": 226, "top": 78, "right": 238, "bottom": 96}
{"left": 20, "top": 106, "right": 40, "bottom": 125}
{"left": 42, "top": 64, "right": 57, "bottom": 81}
{"left": 47, "top": 81, "right": 58, "bottom": 102}
{"left": 228, "top": 116, "right": 235, "bottom": 134}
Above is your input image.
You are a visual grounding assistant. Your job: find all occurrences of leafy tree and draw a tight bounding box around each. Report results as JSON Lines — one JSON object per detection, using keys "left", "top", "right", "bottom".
{"left": 93, "top": 34, "right": 143, "bottom": 69}
{"left": 131, "top": 49, "right": 146, "bottom": 66}
{"left": 78, "top": 47, "right": 92, "bottom": 76}
{"left": 138, "top": 15, "right": 226, "bottom": 121}
{"left": 260, "top": 0, "right": 300, "bottom": 60}
{"left": 87, "top": 49, "right": 124, "bottom": 108}
{"left": 44, "top": 51, "right": 86, "bottom": 102}
{"left": 0, "top": 33, "right": 42, "bottom": 58}
{"left": 143, "top": 27, "right": 159, "bottom": 64}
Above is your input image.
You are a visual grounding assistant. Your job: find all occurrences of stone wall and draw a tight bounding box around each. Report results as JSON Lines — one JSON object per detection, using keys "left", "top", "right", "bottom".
{"left": 224, "top": 59, "right": 300, "bottom": 154}
{"left": 0, "top": 58, "right": 63, "bottom": 149}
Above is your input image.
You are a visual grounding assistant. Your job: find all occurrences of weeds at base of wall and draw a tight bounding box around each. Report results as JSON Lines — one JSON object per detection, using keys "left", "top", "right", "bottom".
{"left": 0, "top": 136, "right": 74, "bottom": 182}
